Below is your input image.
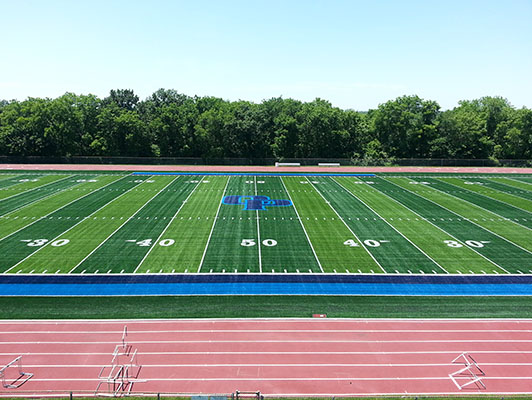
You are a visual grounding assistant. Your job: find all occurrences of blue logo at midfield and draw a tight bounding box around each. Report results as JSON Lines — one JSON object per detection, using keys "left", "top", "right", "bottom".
{"left": 222, "top": 195, "right": 292, "bottom": 211}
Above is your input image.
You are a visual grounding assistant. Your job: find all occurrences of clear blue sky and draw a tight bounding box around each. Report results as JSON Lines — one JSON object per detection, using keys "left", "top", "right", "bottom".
{"left": 1, "top": 0, "right": 531, "bottom": 110}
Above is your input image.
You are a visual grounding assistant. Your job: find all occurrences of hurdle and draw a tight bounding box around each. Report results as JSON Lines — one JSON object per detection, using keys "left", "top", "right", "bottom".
{"left": 448, "top": 352, "right": 486, "bottom": 390}
{"left": 0, "top": 355, "right": 33, "bottom": 388}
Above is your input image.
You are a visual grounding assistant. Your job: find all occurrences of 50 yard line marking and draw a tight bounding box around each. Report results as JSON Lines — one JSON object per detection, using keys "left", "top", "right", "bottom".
{"left": 133, "top": 176, "right": 204, "bottom": 273}
{"left": 254, "top": 176, "right": 262, "bottom": 273}
{"left": 3, "top": 176, "right": 152, "bottom": 274}
{"left": 397, "top": 178, "right": 532, "bottom": 256}
{"left": 333, "top": 178, "right": 448, "bottom": 274}
{"left": 280, "top": 176, "right": 323, "bottom": 273}
{"left": 379, "top": 178, "right": 510, "bottom": 274}
{"left": 68, "top": 176, "right": 179, "bottom": 274}
{"left": 307, "top": 177, "right": 387, "bottom": 273}
{"left": 0, "top": 175, "right": 125, "bottom": 243}
{"left": 197, "top": 176, "right": 231, "bottom": 273}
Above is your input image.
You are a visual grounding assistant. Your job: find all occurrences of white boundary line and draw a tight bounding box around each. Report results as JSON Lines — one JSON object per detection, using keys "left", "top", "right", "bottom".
{"left": 254, "top": 176, "right": 262, "bottom": 273}
{"left": 307, "top": 177, "right": 387, "bottom": 273}
{"left": 436, "top": 177, "right": 532, "bottom": 220}
{"left": 396, "top": 177, "right": 532, "bottom": 256}
{"left": 68, "top": 176, "right": 174, "bottom": 273}
{"left": 0, "top": 175, "right": 125, "bottom": 243}
{"left": 378, "top": 177, "right": 511, "bottom": 274}
{"left": 333, "top": 177, "right": 448, "bottom": 274}
{"left": 279, "top": 176, "right": 323, "bottom": 273}
{"left": 197, "top": 176, "right": 231, "bottom": 272}
{"left": 133, "top": 176, "right": 204, "bottom": 273}
{"left": 3, "top": 176, "right": 149, "bottom": 273}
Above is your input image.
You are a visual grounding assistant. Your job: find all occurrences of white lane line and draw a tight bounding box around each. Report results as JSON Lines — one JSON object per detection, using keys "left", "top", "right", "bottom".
{"left": 197, "top": 176, "right": 231, "bottom": 272}
{"left": 3, "top": 177, "right": 151, "bottom": 274}
{"left": 0, "top": 176, "right": 125, "bottom": 243}
{"left": 19, "top": 362, "right": 532, "bottom": 367}
{"left": 134, "top": 176, "right": 203, "bottom": 273}
{"left": 334, "top": 177, "right": 448, "bottom": 274}
{"left": 380, "top": 177, "right": 510, "bottom": 274}
{"left": 17, "top": 376, "right": 532, "bottom": 381}
{"left": 279, "top": 177, "right": 323, "bottom": 273}
{"left": 254, "top": 176, "right": 262, "bottom": 273}
{"left": 307, "top": 177, "right": 387, "bottom": 273}
{"left": 398, "top": 178, "right": 532, "bottom": 256}
{"left": 68, "top": 176, "right": 176, "bottom": 273}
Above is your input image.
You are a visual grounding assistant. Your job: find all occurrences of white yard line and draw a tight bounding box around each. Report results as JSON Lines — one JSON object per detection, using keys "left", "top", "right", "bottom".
{"left": 133, "top": 177, "right": 204, "bottom": 273}
{"left": 254, "top": 176, "right": 262, "bottom": 273}
{"left": 0, "top": 174, "right": 72, "bottom": 203}
{"left": 307, "top": 177, "right": 387, "bottom": 273}
{"left": 3, "top": 177, "right": 151, "bottom": 274}
{"left": 68, "top": 176, "right": 177, "bottom": 274}
{"left": 0, "top": 176, "right": 125, "bottom": 243}
{"left": 197, "top": 176, "right": 231, "bottom": 272}
{"left": 280, "top": 177, "right": 323, "bottom": 273}
{"left": 397, "top": 178, "right": 532, "bottom": 256}
{"left": 333, "top": 178, "right": 448, "bottom": 273}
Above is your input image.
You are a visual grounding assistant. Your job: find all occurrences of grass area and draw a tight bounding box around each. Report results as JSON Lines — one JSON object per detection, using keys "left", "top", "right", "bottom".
{"left": 1, "top": 295, "right": 531, "bottom": 319}
{"left": 0, "top": 172, "right": 530, "bottom": 275}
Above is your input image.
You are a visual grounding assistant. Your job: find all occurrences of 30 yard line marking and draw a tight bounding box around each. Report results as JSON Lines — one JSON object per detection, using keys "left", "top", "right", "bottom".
{"left": 280, "top": 177, "right": 323, "bottom": 273}
{"left": 307, "top": 177, "right": 386, "bottom": 273}
{"left": 134, "top": 176, "right": 203, "bottom": 273}
{"left": 333, "top": 178, "right": 448, "bottom": 274}
{"left": 197, "top": 176, "right": 231, "bottom": 273}
{"left": 0, "top": 175, "right": 125, "bottom": 243}
{"left": 437, "top": 177, "right": 532, "bottom": 222}
{"left": 0, "top": 175, "right": 78, "bottom": 217}
{"left": 68, "top": 176, "right": 178, "bottom": 274}
{"left": 254, "top": 176, "right": 262, "bottom": 273}
{"left": 398, "top": 178, "right": 532, "bottom": 256}
{"left": 3, "top": 177, "right": 152, "bottom": 274}
{"left": 379, "top": 178, "right": 510, "bottom": 274}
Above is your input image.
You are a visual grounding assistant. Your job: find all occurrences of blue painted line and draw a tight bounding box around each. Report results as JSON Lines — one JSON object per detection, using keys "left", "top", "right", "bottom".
{"left": 131, "top": 172, "right": 377, "bottom": 177}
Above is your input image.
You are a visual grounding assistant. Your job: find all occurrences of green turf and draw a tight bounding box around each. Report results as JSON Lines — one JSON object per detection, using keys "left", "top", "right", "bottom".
{"left": 0, "top": 295, "right": 530, "bottom": 319}
{"left": 1, "top": 172, "right": 531, "bottom": 275}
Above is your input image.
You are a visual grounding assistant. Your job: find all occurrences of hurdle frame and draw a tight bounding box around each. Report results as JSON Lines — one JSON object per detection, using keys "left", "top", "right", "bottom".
{"left": 0, "top": 356, "right": 33, "bottom": 389}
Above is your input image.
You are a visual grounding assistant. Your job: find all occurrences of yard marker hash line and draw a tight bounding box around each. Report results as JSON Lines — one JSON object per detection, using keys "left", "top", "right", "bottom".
{"left": 398, "top": 178, "right": 532, "bottom": 256}
{"left": 3, "top": 177, "right": 151, "bottom": 274}
{"left": 333, "top": 178, "right": 448, "bottom": 274}
{"left": 68, "top": 176, "right": 176, "bottom": 273}
{"left": 134, "top": 176, "right": 204, "bottom": 273}
{"left": 280, "top": 177, "right": 323, "bottom": 273}
{"left": 307, "top": 177, "right": 387, "bottom": 273}
{"left": 197, "top": 176, "right": 231, "bottom": 272}
{"left": 380, "top": 178, "right": 510, "bottom": 274}
{"left": 0, "top": 175, "right": 125, "bottom": 243}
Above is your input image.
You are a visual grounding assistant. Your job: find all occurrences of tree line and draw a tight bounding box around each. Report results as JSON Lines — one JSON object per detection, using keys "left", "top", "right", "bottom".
{"left": 0, "top": 89, "right": 530, "bottom": 161}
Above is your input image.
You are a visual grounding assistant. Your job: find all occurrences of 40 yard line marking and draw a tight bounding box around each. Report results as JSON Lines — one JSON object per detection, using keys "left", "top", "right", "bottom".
{"left": 380, "top": 178, "right": 510, "bottom": 274}
{"left": 68, "top": 176, "right": 178, "bottom": 274}
{"left": 398, "top": 178, "right": 532, "bottom": 256}
{"left": 197, "top": 176, "right": 231, "bottom": 273}
{"left": 133, "top": 176, "right": 204, "bottom": 273}
{"left": 280, "top": 176, "right": 323, "bottom": 273}
{"left": 3, "top": 177, "right": 152, "bottom": 274}
{"left": 333, "top": 178, "right": 448, "bottom": 274}
{"left": 307, "top": 177, "right": 387, "bottom": 273}
{"left": 0, "top": 175, "right": 125, "bottom": 243}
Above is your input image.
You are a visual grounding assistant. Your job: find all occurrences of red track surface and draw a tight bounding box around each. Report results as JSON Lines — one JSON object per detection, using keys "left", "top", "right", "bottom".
{"left": 1, "top": 319, "right": 532, "bottom": 397}
{"left": 1, "top": 163, "right": 532, "bottom": 174}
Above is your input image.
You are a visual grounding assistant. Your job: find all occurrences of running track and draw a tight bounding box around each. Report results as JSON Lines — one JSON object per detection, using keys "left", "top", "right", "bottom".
{"left": 1, "top": 319, "right": 532, "bottom": 397}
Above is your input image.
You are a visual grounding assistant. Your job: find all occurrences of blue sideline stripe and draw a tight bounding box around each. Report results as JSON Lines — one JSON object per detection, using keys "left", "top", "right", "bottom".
{"left": 131, "top": 172, "right": 377, "bottom": 177}
{"left": 1, "top": 282, "right": 531, "bottom": 296}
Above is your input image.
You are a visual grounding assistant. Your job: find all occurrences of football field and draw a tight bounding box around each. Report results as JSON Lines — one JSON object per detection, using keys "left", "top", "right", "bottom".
{"left": 0, "top": 171, "right": 531, "bottom": 275}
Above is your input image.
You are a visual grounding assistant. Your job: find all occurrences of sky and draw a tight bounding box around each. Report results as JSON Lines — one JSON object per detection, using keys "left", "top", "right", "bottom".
{"left": 1, "top": 0, "right": 531, "bottom": 110}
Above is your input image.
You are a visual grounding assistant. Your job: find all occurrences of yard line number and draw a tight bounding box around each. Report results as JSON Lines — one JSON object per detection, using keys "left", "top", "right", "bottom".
{"left": 21, "top": 239, "right": 70, "bottom": 247}
{"left": 344, "top": 239, "right": 389, "bottom": 247}
{"left": 444, "top": 240, "right": 490, "bottom": 248}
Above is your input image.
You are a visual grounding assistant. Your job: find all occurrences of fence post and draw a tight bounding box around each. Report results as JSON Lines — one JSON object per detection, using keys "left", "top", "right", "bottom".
{"left": 157, "top": 393, "right": 160, "bottom": 400}
{"left": 69, "top": 392, "right": 73, "bottom": 400}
